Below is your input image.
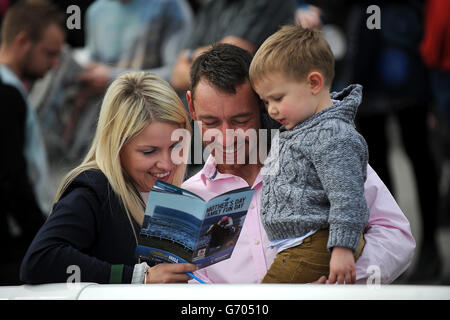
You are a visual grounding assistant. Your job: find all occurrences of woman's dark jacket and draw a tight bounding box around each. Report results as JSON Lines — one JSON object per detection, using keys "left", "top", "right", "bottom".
{"left": 20, "top": 169, "right": 141, "bottom": 284}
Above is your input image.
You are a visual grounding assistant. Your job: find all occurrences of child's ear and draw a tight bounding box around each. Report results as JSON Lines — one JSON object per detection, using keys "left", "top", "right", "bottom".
{"left": 307, "top": 71, "right": 324, "bottom": 95}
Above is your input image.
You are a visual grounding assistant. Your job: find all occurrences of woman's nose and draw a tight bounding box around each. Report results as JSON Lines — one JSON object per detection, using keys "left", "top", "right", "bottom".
{"left": 156, "top": 151, "right": 174, "bottom": 171}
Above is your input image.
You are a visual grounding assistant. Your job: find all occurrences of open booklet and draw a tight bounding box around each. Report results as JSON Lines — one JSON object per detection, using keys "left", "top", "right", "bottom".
{"left": 136, "top": 180, "right": 255, "bottom": 270}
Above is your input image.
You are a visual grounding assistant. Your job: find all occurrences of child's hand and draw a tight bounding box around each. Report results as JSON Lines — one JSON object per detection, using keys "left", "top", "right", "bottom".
{"left": 329, "top": 247, "right": 356, "bottom": 284}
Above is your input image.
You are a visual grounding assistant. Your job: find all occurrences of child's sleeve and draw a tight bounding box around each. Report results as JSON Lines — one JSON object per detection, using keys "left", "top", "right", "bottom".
{"left": 311, "top": 132, "right": 370, "bottom": 252}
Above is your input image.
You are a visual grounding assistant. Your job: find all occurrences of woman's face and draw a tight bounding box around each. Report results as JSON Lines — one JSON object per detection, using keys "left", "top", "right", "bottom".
{"left": 120, "top": 121, "right": 183, "bottom": 192}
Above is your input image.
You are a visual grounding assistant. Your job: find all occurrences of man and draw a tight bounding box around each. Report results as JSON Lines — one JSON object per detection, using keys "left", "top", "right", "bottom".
{"left": 182, "top": 44, "right": 416, "bottom": 284}
{"left": 0, "top": 0, "right": 65, "bottom": 285}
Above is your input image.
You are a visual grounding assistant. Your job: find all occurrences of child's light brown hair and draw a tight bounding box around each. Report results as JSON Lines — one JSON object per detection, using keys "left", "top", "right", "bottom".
{"left": 250, "top": 25, "right": 335, "bottom": 88}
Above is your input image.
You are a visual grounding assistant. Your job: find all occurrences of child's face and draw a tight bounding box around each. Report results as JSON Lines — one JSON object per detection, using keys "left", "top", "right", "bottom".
{"left": 253, "top": 72, "right": 319, "bottom": 130}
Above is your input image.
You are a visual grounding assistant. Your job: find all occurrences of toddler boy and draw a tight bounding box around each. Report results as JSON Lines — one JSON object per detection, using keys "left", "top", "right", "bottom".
{"left": 249, "top": 25, "right": 369, "bottom": 284}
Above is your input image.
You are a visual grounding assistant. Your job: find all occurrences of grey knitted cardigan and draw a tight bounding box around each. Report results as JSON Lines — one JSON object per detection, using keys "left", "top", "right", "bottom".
{"left": 260, "top": 84, "right": 370, "bottom": 252}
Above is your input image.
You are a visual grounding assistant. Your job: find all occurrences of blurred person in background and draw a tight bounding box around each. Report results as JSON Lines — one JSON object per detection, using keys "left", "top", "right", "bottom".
{"left": 343, "top": 1, "right": 441, "bottom": 283}
{"left": 420, "top": 0, "right": 450, "bottom": 231}
{"left": 170, "top": 0, "right": 295, "bottom": 94}
{"left": 0, "top": 0, "right": 65, "bottom": 285}
{"left": 79, "top": 0, "right": 193, "bottom": 92}
{"left": 420, "top": 0, "right": 450, "bottom": 119}
{"left": 73, "top": 0, "right": 193, "bottom": 159}
{"left": 34, "top": 0, "right": 193, "bottom": 164}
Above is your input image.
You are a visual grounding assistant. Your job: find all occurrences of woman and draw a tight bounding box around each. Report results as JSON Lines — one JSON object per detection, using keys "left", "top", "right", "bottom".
{"left": 20, "top": 72, "right": 197, "bottom": 284}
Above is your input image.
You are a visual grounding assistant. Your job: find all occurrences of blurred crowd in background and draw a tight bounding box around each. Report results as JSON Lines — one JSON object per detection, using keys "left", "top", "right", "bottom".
{"left": 0, "top": 0, "right": 449, "bottom": 286}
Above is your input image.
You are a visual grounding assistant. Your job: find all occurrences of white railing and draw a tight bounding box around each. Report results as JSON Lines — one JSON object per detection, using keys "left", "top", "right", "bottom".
{"left": 0, "top": 283, "right": 449, "bottom": 300}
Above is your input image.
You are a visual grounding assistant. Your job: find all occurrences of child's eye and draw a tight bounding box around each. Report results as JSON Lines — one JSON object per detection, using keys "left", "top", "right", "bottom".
{"left": 273, "top": 96, "right": 282, "bottom": 102}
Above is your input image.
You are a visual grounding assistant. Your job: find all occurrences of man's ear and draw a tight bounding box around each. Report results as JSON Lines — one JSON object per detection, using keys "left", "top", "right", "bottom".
{"left": 307, "top": 71, "right": 324, "bottom": 95}
{"left": 15, "top": 31, "right": 33, "bottom": 51}
{"left": 186, "top": 90, "right": 197, "bottom": 120}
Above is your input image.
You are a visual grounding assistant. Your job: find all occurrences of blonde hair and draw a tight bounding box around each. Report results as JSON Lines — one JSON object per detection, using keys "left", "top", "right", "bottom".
{"left": 249, "top": 25, "right": 335, "bottom": 87}
{"left": 55, "top": 72, "right": 191, "bottom": 234}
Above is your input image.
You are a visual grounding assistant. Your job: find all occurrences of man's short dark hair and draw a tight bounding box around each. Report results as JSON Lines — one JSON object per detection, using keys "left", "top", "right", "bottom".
{"left": 189, "top": 43, "right": 281, "bottom": 133}
{"left": 1, "top": 0, "right": 64, "bottom": 46}
{"left": 189, "top": 43, "right": 253, "bottom": 100}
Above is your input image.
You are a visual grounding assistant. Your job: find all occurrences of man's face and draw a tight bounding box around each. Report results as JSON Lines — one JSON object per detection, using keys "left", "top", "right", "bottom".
{"left": 22, "top": 24, "right": 64, "bottom": 81}
{"left": 187, "top": 79, "right": 262, "bottom": 166}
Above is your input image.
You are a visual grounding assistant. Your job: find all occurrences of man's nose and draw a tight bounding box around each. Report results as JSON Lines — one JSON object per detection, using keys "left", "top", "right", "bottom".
{"left": 220, "top": 122, "right": 237, "bottom": 145}
{"left": 219, "top": 121, "right": 234, "bottom": 134}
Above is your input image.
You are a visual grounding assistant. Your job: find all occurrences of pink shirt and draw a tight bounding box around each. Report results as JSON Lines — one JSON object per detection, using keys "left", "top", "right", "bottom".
{"left": 182, "top": 156, "right": 415, "bottom": 284}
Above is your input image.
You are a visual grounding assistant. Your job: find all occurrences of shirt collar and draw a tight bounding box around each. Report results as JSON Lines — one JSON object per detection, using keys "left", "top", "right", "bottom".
{"left": 200, "top": 155, "right": 219, "bottom": 185}
{"left": 199, "top": 155, "right": 263, "bottom": 189}
{"left": 0, "top": 64, "right": 28, "bottom": 98}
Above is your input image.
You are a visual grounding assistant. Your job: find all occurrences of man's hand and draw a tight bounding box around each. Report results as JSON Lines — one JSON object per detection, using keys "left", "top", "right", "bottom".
{"left": 329, "top": 246, "right": 356, "bottom": 284}
{"left": 170, "top": 36, "right": 255, "bottom": 92}
{"left": 220, "top": 36, "right": 256, "bottom": 55}
{"left": 171, "top": 47, "right": 210, "bottom": 92}
{"left": 295, "top": 5, "right": 322, "bottom": 29}
{"left": 76, "top": 63, "right": 111, "bottom": 94}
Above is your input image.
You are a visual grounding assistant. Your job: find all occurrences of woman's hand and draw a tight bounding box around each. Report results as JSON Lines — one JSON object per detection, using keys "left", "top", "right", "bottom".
{"left": 145, "top": 263, "right": 198, "bottom": 284}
